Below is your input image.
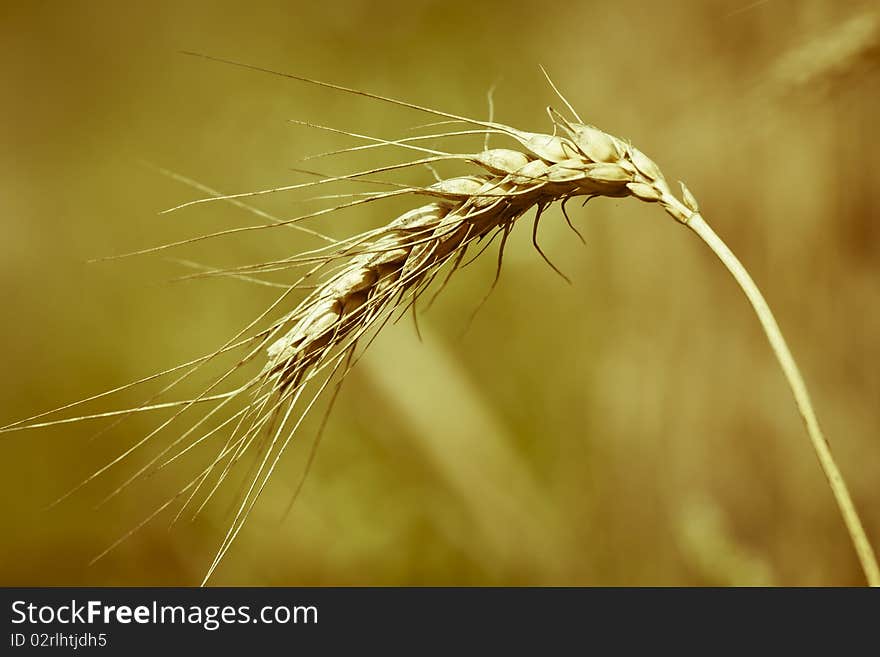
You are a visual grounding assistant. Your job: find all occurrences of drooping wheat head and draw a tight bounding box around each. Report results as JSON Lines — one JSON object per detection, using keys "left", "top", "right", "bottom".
{"left": 2, "top": 55, "right": 876, "bottom": 586}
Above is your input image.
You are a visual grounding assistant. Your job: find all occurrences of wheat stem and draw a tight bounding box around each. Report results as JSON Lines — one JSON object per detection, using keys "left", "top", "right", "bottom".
{"left": 684, "top": 212, "right": 880, "bottom": 587}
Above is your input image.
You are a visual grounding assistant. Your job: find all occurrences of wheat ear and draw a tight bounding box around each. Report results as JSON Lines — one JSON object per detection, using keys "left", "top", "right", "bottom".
{"left": 4, "top": 57, "right": 876, "bottom": 586}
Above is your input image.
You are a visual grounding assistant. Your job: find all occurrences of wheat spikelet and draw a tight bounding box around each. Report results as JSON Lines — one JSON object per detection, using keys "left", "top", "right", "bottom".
{"left": 2, "top": 55, "right": 877, "bottom": 586}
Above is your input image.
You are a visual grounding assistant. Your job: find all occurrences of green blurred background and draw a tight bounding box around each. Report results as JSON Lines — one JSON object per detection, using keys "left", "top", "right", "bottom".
{"left": 1, "top": 0, "right": 878, "bottom": 585}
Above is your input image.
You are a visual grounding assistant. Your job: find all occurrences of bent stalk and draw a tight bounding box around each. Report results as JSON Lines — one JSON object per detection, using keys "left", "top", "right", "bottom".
{"left": 682, "top": 210, "right": 879, "bottom": 586}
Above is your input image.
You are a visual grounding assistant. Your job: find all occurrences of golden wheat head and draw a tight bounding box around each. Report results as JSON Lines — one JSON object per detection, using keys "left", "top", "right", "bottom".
{"left": 3, "top": 54, "right": 876, "bottom": 587}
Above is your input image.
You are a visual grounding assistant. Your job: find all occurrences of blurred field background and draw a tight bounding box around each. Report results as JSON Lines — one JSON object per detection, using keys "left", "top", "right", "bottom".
{"left": 1, "top": 0, "right": 878, "bottom": 585}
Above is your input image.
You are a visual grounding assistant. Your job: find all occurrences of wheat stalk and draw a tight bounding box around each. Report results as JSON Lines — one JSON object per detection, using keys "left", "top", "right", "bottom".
{"left": 3, "top": 55, "right": 876, "bottom": 586}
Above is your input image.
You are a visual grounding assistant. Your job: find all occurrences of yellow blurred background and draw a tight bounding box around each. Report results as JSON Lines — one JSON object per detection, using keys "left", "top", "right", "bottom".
{"left": 1, "top": 0, "right": 878, "bottom": 585}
